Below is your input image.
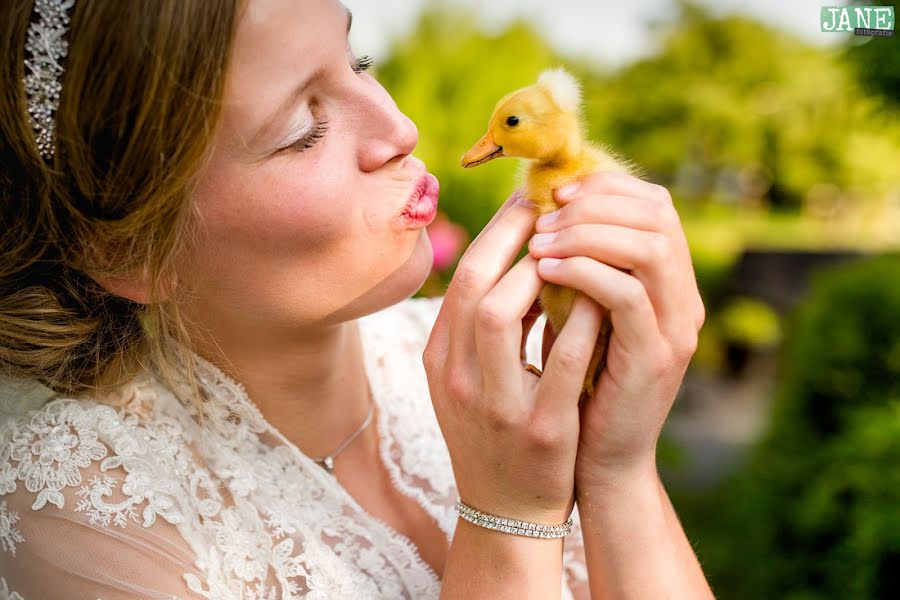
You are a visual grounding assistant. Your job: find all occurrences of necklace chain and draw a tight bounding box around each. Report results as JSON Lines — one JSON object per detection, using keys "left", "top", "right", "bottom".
{"left": 310, "top": 391, "right": 375, "bottom": 474}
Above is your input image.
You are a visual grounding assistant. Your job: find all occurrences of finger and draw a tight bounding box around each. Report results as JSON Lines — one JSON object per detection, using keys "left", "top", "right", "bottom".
{"left": 549, "top": 172, "right": 688, "bottom": 255}
{"left": 428, "top": 188, "right": 525, "bottom": 355}
{"left": 450, "top": 195, "right": 536, "bottom": 299}
{"left": 537, "top": 256, "right": 662, "bottom": 358}
{"left": 553, "top": 170, "right": 671, "bottom": 210}
{"left": 474, "top": 254, "right": 544, "bottom": 401}
{"left": 445, "top": 196, "right": 538, "bottom": 372}
{"left": 529, "top": 223, "right": 684, "bottom": 341}
{"left": 458, "top": 188, "right": 527, "bottom": 261}
{"left": 534, "top": 293, "right": 606, "bottom": 422}
{"left": 534, "top": 194, "right": 676, "bottom": 234}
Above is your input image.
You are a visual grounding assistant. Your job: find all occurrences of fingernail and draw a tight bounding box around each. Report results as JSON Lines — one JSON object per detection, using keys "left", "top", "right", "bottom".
{"left": 556, "top": 182, "right": 579, "bottom": 199}
{"left": 536, "top": 210, "right": 560, "bottom": 228}
{"left": 531, "top": 232, "right": 557, "bottom": 247}
{"left": 516, "top": 194, "right": 534, "bottom": 207}
{"left": 539, "top": 257, "right": 562, "bottom": 270}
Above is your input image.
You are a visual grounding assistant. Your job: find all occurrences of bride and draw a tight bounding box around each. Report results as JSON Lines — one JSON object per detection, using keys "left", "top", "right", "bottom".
{"left": 0, "top": 0, "right": 712, "bottom": 598}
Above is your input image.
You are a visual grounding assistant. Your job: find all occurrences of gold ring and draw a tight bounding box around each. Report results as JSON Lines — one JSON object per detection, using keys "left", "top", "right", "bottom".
{"left": 524, "top": 362, "right": 543, "bottom": 377}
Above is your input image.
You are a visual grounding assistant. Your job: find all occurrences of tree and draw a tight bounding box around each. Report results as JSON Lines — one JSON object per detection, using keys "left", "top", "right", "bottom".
{"left": 843, "top": 0, "right": 900, "bottom": 107}
{"left": 584, "top": 1, "right": 900, "bottom": 209}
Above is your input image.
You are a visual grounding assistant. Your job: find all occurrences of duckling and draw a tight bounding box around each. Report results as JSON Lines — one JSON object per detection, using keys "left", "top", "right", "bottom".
{"left": 460, "top": 67, "right": 641, "bottom": 398}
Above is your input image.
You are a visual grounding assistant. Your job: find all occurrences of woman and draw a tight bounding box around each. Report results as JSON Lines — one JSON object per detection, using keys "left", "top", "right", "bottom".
{"left": 0, "top": 0, "right": 713, "bottom": 598}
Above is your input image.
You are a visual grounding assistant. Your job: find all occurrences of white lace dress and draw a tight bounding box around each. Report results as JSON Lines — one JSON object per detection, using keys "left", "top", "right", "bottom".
{"left": 0, "top": 297, "right": 589, "bottom": 599}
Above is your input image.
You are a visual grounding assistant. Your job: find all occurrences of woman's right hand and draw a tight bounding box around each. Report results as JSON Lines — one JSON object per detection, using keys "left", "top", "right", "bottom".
{"left": 423, "top": 189, "right": 607, "bottom": 526}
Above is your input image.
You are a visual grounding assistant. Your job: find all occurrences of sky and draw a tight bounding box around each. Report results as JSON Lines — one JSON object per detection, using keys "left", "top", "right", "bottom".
{"left": 344, "top": 0, "right": 849, "bottom": 70}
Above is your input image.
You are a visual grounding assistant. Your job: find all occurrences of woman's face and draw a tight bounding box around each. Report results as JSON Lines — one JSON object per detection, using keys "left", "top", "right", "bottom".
{"left": 181, "top": 0, "right": 437, "bottom": 331}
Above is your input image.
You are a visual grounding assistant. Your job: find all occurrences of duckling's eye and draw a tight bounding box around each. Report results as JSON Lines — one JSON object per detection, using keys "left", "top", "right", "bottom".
{"left": 506, "top": 116, "right": 519, "bottom": 127}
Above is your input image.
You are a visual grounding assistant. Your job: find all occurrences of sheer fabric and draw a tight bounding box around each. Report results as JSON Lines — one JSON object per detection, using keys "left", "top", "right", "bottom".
{"left": 0, "top": 297, "right": 589, "bottom": 599}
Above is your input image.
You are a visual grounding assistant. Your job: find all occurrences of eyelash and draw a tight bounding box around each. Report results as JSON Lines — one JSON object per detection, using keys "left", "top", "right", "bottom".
{"left": 287, "top": 54, "right": 375, "bottom": 153}
{"left": 352, "top": 54, "right": 375, "bottom": 75}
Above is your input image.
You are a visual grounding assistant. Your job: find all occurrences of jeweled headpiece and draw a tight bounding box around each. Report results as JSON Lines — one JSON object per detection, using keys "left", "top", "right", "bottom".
{"left": 23, "top": 0, "right": 75, "bottom": 160}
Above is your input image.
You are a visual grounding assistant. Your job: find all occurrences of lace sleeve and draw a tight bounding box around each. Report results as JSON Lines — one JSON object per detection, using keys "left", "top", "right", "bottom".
{"left": 402, "top": 295, "right": 445, "bottom": 345}
{"left": 0, "top": 399, "right": 205, "bottom": 600}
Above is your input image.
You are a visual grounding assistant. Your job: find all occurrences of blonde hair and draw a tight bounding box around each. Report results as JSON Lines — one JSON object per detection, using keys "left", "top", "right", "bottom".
{"left": 0, "top": 0, "right": 242, "bottom": 412}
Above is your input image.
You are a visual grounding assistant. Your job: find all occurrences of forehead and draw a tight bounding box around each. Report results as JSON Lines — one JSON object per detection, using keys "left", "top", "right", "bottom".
{"left": 219, "top": 0, "right": 346, "bottom": 148}
{"left": 492, "top": 86, "right": 551, "bottom": 123}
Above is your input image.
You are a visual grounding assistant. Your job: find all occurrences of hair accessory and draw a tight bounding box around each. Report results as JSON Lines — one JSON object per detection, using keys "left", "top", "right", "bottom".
{"left": 455, "top": 498, "right": 573, "bottom": 539}
{"left": 23, "top": 0, "right": 75, "bottom": 160}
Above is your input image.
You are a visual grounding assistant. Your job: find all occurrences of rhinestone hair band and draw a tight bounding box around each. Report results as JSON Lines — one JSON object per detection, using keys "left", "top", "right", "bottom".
{"left": 23, "top": 0, "right": 75, "bottom": 160}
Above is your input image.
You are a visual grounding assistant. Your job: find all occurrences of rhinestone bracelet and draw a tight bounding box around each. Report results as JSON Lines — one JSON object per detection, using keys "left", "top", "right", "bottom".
{"left": 454, "top": 498, "right": 573, "bottom": 539}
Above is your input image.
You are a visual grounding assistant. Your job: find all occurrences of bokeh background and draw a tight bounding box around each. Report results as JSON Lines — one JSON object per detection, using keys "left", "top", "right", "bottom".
{"left": 345, "top": 0, "right": 900, "bottom": 597}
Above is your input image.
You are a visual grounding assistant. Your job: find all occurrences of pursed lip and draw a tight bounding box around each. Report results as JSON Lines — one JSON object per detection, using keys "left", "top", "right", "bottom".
{"left": 401, "top": 172, "right": 440, "bottom": 215}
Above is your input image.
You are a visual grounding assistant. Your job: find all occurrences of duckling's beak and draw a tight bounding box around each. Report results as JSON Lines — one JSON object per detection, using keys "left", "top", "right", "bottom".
{"left": 461, "top": 132, "right": 504, "bottom": 168}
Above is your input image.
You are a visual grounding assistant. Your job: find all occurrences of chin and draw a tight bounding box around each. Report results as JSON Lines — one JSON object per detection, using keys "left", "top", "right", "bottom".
{"left": 324, "top": 230, "right": 434, "bottom": 324}
{"left": 384, "top": 228, "right": 435, "bottom": 301}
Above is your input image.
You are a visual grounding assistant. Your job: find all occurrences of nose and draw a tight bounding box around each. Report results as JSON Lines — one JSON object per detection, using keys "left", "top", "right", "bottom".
{"left": 356, "top": 80, "right": 418, "bottom": 172}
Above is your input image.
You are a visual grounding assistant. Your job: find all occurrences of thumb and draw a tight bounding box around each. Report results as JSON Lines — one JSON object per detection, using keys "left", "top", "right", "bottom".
{"left": 535, "top": 293, "right": 605, "bottom": 419}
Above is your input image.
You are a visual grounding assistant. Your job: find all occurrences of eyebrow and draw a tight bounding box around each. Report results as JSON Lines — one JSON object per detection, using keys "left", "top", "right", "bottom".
{"left": 251, "top": 7, "right": 353, "bottom": 147}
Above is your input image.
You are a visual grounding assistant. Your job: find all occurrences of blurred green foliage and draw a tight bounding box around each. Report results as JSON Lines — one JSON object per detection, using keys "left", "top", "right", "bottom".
{"left": 844, "top": 0, "right": 900, "bottom": 106}
{"left": 587, "top": 2, "right": 900, "bottom": 209}
{"left": 370, "top": 3, "right": 900, "bottom": 596}
{"left": 674, "top": 255, "right": 900, "bottom": 599}
{"left": 718, "top": 296, "right": 782, "bottom": 347}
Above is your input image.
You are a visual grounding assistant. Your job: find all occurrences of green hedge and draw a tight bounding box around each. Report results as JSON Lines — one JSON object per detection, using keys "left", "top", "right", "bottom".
{"left": 676, "top": 254, "right": 900, "bottom": 599}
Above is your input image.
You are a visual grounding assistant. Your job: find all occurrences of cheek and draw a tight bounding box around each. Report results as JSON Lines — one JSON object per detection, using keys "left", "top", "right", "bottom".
{"left": 195, "top": 163, "right": 414, "bottom": 282}
{"left": 187, "top": 154, "right": 427, "bottom": 319}
{"left": 199, "top": 164, "right": 349, "bottom": 256}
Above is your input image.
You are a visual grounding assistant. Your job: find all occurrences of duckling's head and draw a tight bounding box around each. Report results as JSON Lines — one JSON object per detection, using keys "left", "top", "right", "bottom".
{"left": 461, "top": 68, "right": 584, "bottom": 168}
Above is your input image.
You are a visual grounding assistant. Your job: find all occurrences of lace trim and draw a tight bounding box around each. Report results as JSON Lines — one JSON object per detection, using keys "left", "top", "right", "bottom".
{"left": 185, "top": 343, "right": 445, "bottom": 588}
{"left": 0, "top": 576, "right": 24, "bottom": 600}
{"left": 0, "top": 400, "right": 187, "bottom": 535}
{"left": 0, "top": 501, "right": 24, "bottom": 557}
{"left": 358, "top": 300, "right": 458, "bottom": 535}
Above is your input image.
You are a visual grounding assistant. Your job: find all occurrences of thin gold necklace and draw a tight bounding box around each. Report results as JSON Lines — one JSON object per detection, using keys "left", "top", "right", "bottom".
{"left": 309, "top": 391, "right": 375, "bottom": 474}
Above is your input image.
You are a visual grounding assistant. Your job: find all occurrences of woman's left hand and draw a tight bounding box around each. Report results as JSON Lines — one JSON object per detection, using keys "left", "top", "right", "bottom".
{"left": 527, "top": 171, "right": 706, "bottom": 488}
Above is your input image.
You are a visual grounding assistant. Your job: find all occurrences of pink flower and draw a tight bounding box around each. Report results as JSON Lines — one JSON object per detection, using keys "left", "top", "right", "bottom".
{"left": 427, "top": 212, "right": 468, "bottom": 271}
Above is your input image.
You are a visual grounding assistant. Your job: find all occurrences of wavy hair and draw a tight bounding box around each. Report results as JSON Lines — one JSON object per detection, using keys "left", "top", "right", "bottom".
{"left": 0, "top": 0, "right": 242, "bottom": 412}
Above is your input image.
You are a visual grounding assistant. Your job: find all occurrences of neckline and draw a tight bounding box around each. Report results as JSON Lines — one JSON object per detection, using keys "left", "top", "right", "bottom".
{"left": 183, "top": 323, "right": 444, "bottom": 586}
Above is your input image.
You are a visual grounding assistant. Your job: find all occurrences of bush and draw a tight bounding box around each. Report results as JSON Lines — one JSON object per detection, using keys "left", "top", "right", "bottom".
{"left": 678, "top": 254, "right": 900, "bottom": 599}
{"left": 718, "top": 297, "right": 781, "bottom": 349}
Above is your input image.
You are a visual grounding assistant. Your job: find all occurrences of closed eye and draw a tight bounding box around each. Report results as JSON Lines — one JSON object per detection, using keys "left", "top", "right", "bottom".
{"left": 284, "top": 54, "right": 375, "bottom": 154}
{"left": 352, "top": 54, "right": 374, "bottom": 74}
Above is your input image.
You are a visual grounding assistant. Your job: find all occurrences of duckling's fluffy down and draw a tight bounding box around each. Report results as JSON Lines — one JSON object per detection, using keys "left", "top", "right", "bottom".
{"left": 537, "top": 68, "right": 582, "bottom": 114}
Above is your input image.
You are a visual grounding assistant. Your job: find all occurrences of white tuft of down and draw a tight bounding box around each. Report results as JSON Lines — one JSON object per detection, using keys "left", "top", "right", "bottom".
{"left": 537, "top": 67, "right": 582, "bottom": 113}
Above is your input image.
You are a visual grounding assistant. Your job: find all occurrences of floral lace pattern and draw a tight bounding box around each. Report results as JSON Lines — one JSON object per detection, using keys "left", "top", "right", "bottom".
{"left": 0, "top": 502, "right": 23, "bottom": 557}
{"left": 0, "top": 297, "right": 588, "bottom": 599}
{"left": 0, "top": 576, "right": 24, "bottom": 600}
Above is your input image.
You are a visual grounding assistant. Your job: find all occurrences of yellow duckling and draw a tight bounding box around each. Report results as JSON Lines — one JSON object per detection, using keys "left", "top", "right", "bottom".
{"left": 460, "top": 67, "right": 640, "bottom": 397}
